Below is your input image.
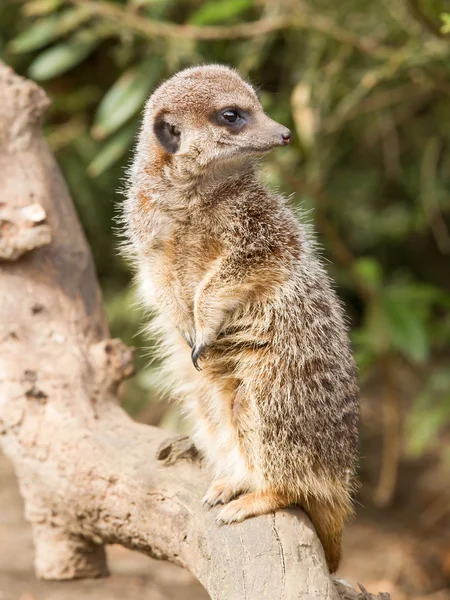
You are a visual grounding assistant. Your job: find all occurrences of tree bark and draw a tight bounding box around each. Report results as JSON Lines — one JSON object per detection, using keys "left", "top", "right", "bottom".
{"left": 0, "top": 61, "right": 388, "bottom": 600}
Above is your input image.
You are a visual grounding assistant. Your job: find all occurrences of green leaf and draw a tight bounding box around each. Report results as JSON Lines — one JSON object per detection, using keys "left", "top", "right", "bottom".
{"left": 406, "top": 369, "right": 450, "bottom": 456}
{"left": 28, "top": 35, "right": 97, "bottom": 81}
{"left": 10, "top": 8, "right": 90, "bottom": 54}
{"left": 352, "top": 328, "right": 377, "bottom": 367}
{"left": 354, "top": 257, "right": 383, "bottom": 290}
{"left": 189, "top": 0, "right": 252, "bottom": 25}
{"left": 440, "top": 13, "right": 450, "bottom": 34}
{"left": 87, "top": 124, "right": 136, "bottom": 177}
{"left": 396, "top": 283, "right": 450, "bottom": 309}
{"left": 362, "top": 299, "right": 390, "bottom": 357}
{"left": 382, "top": 290, "right": 429, "bottom": 363}
{"left": 407, "top": 398, "right": 450, "bottom": 455}
{"left": 358, "top": 279, "right": 447, "bottom": 363}
{"left": 9, "top": 16, "right": 59, "bottom": 53}
{"left": 92, "top": 59, "right": 163, "bottom": 140}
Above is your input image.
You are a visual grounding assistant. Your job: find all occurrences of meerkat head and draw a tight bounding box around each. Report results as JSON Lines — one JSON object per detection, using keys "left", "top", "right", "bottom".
{"left": 143, "top": 64, "right": 291, "bottom": 174}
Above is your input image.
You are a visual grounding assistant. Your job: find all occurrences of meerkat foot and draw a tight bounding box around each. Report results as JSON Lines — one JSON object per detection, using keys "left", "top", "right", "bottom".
{"left": 202, "top": 478, "right": 243, "bottom": 507}
{"left": 216, "top": 491, "right": 287, "bottom": 524}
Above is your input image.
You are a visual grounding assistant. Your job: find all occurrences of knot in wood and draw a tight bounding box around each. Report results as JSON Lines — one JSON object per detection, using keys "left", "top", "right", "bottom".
{"left": 89, "top": 339, "right": 136, "bottom": 392}
{"left": 157, "top": 435, "right": 202, "bottom": 466}
{"left": 0, "top": 203, "right": 51, "bottom": 261}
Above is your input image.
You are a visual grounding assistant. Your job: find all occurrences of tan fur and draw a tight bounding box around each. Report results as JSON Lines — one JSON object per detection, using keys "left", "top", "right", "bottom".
{"left": 122, "top": 65, "right": 359, "bottom": 573}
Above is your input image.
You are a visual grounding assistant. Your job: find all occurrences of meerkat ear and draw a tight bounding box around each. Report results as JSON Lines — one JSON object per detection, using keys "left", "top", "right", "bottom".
{"left": 153, "top": 114, "right": 181, "bottom": 154}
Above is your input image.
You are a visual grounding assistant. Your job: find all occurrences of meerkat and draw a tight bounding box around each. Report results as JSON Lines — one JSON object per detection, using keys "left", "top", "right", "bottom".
{"left": 123, "top": 64, "right": 359, "bottom": 573}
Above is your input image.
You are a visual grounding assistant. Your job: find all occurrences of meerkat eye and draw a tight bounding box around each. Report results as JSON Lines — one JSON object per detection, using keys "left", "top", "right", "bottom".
{"left": 221, "top": 109, "right": 240, "bottom": 123}
{"left": 210, "top": 107, "right": 247, "bottom": 129}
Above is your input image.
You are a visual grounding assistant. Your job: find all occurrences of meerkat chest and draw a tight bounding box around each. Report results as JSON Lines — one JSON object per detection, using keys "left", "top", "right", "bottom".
{"left": 141, "top": 210, "right": 220, "bottom": 308}
{"left": 134, "top": 208, "right": 176, "bottom": 305}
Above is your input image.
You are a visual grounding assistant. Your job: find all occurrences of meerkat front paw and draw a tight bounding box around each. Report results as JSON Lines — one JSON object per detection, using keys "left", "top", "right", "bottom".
{"left": 191, "top": 342, "right": 207, "bottom": 371}
{"left": 216, "top": 491, "right": 287, "bottom": 525}
{"left": 202, "top": 478, "right": 242, "bottom": 507}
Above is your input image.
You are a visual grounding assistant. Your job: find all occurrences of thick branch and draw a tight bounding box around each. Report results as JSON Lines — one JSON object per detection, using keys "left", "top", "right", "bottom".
{"left": 0, "top": 61, "right": 387, "bottom": 600}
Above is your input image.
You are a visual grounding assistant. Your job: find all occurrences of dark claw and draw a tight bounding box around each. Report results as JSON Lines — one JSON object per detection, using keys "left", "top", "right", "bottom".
{"left": 191, "top": 343, "right": 206, "bottom": 371}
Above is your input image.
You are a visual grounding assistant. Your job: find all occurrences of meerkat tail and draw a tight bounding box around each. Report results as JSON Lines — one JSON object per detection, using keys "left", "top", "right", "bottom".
{"left": 303, "top": 497, "right": 349, "bottom": 574}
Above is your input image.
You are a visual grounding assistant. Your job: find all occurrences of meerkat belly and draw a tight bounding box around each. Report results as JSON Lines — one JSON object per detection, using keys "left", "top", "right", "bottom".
{"left": 193, "top": 377, "right": 255, "bottom": 484}
{"left": 188, "top": 310, "right": 269, "bottom": 487}
{"left": 152, "top": 317, "right": 256, "bottom": 486}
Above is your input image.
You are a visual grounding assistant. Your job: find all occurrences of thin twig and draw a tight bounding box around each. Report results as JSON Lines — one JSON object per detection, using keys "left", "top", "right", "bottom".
{"left": 324, "top": 47, "right": 448, "bottom": 134}
{"left": 407, "top": 0, "right": 444, "bottom": 38}
{"left": 331, "top": 82, "right": 427, "bottom": 124}
{"left": 46, "top": 116, "right": 87, "bottom": 152}
{"left": 374, "top": 357, "right": 401, "bottom": 508}
{"left": 315, "top": 212, "right": 374, "bottom": 303}
{"left": 280, "top": 168, "right": 374, "bottom": 304}
{"left": 65, "top": 0, "right": 386, "bottom": 55}
{"left": 295, "top": 179, "right": 375, "bottom": 303}
{"left": 376, "top": 109, "right": 401, "bottom": 180}
{"left": 420, "top": 137, "right": 450, "bottom": 255}
{"left": 363, "top": 89, "right": 435, "bottom": 149}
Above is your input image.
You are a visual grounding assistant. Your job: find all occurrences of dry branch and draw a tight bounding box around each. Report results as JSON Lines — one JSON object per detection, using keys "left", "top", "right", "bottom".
{"left": 66, "top": 0, "right": 385, "bottom": 55}
{"left": 0, "top": 61, "right": 388, "bottom": 600}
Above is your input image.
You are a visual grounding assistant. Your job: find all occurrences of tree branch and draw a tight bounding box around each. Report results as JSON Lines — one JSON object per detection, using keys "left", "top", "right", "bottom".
{"left": 65, "top": 0, "right": 385, "bottom": 55}
{"left": 0, "top": 60, "right": 388, "bottom": 600}
{"left": 406, "top": 0, "right": 443, "bottom": 38}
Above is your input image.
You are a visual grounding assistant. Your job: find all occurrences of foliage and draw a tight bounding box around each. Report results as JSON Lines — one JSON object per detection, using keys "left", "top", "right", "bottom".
{"left": 1, "top": 0, "right": 450, "bottom": 498}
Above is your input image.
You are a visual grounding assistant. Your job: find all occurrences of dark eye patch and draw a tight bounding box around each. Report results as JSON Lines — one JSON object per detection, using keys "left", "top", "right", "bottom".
{"left": 209, "top": 106, "right": 250, "bottom": 132}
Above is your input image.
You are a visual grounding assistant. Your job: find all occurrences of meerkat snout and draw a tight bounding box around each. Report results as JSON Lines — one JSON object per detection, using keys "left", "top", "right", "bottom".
{"left": 142, "top": 65, "right": 292, "bottom": 171}
{"left": 281, "top": 129, "right": 291, "bottom": 144}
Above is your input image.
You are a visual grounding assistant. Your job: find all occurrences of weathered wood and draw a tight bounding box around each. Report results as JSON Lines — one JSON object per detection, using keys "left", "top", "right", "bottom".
{"left": 0, "top": 61, "right": 387, "bottom": 600}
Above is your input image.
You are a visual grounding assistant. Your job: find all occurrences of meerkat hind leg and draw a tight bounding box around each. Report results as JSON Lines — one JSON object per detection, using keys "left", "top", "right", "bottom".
{"left": 216, "top": 491, "right": 288, "bottom": 524}
{"left": 202, "top": 478, "right": 247, "bottom": 507}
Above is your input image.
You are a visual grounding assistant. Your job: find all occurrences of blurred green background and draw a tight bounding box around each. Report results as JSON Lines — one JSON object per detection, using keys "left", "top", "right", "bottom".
{"left": 1, "top": 0, "right": 450, "bottom": 595}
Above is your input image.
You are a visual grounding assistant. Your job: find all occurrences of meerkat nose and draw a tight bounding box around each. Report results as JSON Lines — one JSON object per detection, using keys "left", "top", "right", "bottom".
{"left": 281, "top": 129, "right": 291, "bottom": 145}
